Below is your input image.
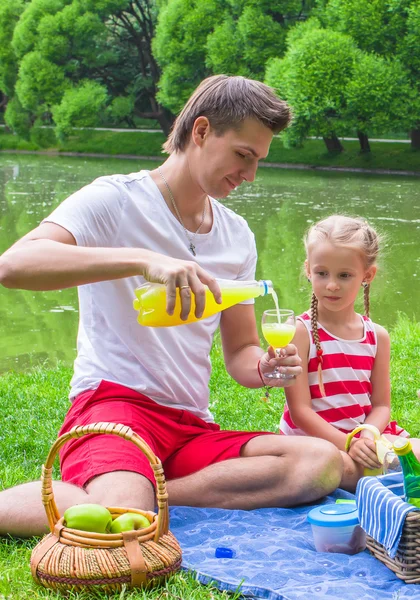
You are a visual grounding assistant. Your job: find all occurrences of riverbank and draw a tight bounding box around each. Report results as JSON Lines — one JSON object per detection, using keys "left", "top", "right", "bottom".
{"left": 1, "top": 127, "right": 419, "bottom": 174}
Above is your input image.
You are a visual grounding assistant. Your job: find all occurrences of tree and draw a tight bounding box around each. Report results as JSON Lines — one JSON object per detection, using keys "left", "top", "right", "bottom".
{"left": 397, "top": 3, "right": 420, "bottom": 148}
{"left": 206, "top": 5, "right": 288, "bottom": 80}
{"left": 317, "top": 0, "right": 420, "bottom": 148}
{"left": 52, "top": 80, "right": 109, "bottom": 139}
{"left": 344, "top": 54, "right": 416, "bottom": 152}
{"left": 153, "top": 0, "right": 314, "bottom": 115}
{"left": 0, "top": 0, "right": 27, "bottom": 120}
{"left": 4, "top": 0, "right": 173, "bottom": 137}
{"left": 265, "top": 23, "right": 359, "bottom": 153}
{"left": 153, "top": 0, "right": 223, "bottom": 115}
{"left": 318, "top": 0, "right": 412, "bottom": 56}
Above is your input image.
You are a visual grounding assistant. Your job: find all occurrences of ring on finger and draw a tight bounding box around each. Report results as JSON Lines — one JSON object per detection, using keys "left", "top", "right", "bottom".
{"left": 179, "top": 285, "right": 190, "bottom": 291}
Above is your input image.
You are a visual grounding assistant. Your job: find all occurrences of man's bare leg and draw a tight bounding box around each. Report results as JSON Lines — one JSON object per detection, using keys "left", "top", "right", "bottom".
{"left": 339, "top": 451, "right": 365, "bottom": 493}
{"left": 0, "top": 471, "right": 154, "bottom": 538}
{"left": 167, "top": 435, "right": 343, "bottom": 508}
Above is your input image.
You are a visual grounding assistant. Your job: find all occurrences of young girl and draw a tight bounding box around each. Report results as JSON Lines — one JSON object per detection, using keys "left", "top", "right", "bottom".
{"left": 281, "top": 215, "right": 419, "bottom": 489}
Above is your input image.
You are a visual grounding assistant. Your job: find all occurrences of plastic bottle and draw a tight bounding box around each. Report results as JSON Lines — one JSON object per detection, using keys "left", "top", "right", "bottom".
{"left": 393, "top": 438, "right": 420, "bottom": 508}
{"left": 133, "top": 279, "right": 273, "bottom": 327}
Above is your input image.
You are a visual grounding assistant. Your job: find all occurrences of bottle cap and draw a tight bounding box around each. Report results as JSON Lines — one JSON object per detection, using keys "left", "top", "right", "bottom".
{"left": 393, "top": 438, "right": 412, "bottom": 456}
{"left": 261, "top": 280, "right": 273, "bottom": 296}
{"left": 215, "top": 547, "right": 234, "bottom": 558}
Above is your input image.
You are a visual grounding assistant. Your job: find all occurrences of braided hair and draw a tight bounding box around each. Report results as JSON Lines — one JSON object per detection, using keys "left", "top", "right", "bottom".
{"left": 305, "top": 215, "right": 381, "bottom": 397}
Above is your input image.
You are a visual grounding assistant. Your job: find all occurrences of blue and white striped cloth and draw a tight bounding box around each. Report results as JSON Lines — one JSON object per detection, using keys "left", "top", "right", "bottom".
{"left": 356, "top": 472, "right": 420, "bottom": 558}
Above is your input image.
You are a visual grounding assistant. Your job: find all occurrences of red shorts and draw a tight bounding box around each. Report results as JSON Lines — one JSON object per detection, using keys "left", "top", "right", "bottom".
{"left": 59, "top": 380, "right": 272, "bottom": 488}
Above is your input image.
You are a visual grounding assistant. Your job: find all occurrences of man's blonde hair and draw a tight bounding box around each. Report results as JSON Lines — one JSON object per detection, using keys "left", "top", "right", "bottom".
{"left": 163, "top": 75, "right": 292, "bottom": 154}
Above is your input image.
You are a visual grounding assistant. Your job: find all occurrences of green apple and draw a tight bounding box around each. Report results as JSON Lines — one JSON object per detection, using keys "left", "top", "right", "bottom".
{"left": 110, "top": 512, "right": 151, "bottom": 533}
{"left": 63, "top": 503, "right": 113, "bottom": 533}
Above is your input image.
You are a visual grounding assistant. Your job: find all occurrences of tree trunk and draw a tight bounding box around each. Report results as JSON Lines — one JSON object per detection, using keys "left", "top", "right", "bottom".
{"left": 411, "top": 127, "right": 420, "bottom": 150}
{"left": 0, "top": 92, "right": 7, "bottom": 111}
{"left": 155, "top": 107, "right": 174, "bottom": 137}
{"left": 357, "top": 131, "right": 371, "bottom": 153}
{"left": 322, "top": 134, "right": 344, "bottom": 153}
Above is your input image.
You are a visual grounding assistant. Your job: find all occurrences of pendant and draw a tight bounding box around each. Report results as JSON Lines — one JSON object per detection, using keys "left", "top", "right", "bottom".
{"left": 189, "top": 242, "right": 196, "bottom": 256}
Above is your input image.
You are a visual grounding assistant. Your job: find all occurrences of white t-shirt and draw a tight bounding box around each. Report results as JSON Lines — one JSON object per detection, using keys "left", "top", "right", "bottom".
{"left": 44, "top": 170, "right": 257, "bottom": 421}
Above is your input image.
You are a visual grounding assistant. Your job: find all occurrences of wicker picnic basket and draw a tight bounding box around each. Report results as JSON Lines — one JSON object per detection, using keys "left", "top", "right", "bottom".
{"left": 30, "top": 422, "right": 182, "bottom": 592}
{"left": 366, "top": 510, "right": 420, "bottom": 584}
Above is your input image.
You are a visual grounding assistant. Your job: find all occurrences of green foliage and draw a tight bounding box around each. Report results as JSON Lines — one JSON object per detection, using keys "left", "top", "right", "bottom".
{"left": 318, "top": 0, "right": 413, "bottom": 56}
{"left": 153, "top": 0, "right": 222, "bottom": 113}
{"left": 397, "top": 3, "right": 420, "bottom": 84}
{"left": 5, "top": 0, "right": 170, "bottom": 137}
{"left": 154, "top": 0, "right": 307, "bottom": 113}
{"left": 345, "top": 54, "right": 418, "bottom": 135}
{"left": 15, "top": 51, "right": 67, "bottom": 113}
{"left": 206, "top": 15, "right": 243, "bottom": 75}
{"left": 237, "top": 6, "right": 286, "bottom": 78}
{"left": 52, "top": 80, "right": 108, "bottom": 139}
{"left": 36, "top": 4, "right": 104, "bottom": 65}
{"left": 29, "top": 123, "right": 57, "bottom": 147}
{"left": 12, "top": 0, "right": 67, "bottom": 58}
{"left": 4, "top": 95, "right": 32, "bottom": 139}
{"left": 107, "top": 95, "right": 135, "bottom": 122}
{"left": 207, "top": 6, "right": 286, "bottom": 79}
{"left": 389, "top": 314, "right": 420, "bottom": 435}
{"left": 0, "top": 0, "right": 26, "bottom": 97}
{"left": 265, "top": 26, "right": 358, "bottom": 146}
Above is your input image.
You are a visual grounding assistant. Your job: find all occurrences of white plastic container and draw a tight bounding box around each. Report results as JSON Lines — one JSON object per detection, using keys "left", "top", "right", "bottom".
{"left": 307, "top": 504, "right": 366, "bottom": 555}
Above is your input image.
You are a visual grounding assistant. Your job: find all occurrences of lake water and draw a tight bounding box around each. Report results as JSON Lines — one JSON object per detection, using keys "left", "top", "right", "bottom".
{"left": 0, "top": 154, "right": 419, "bottom": 373}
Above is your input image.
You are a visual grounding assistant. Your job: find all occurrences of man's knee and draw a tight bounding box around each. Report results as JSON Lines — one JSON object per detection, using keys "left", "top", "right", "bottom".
{"left": 85, "top": 471, "right": 155, "bottom": 510}
{"left": 297, "top": 439, "right": 342, "bottom": 498}
{"left": 274, "top": 438, "right": 342, "bottom": 504}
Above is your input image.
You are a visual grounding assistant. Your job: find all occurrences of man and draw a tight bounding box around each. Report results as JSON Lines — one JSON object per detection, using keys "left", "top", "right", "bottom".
{"left": 0, "top": 75, "right": 342, "bottom": 538}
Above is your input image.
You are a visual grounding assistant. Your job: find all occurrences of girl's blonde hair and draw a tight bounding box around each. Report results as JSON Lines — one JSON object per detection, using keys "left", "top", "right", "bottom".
{"left": 305, "top": 215, "right": 381, "bottom": 397}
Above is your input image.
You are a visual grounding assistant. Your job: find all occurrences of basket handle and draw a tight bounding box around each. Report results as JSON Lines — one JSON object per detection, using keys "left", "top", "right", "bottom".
{"left": 41, "top": 422, "right": 169, "bottom": 541}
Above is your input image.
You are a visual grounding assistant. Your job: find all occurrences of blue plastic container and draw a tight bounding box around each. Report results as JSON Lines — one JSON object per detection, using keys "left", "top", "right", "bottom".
{"left": 307, "top": 504, "right": 366, "bottom": 554}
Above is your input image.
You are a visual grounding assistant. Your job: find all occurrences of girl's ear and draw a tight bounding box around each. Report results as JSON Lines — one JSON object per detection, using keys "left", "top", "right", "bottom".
{"left": 364, "top": 265, "right": 377, "bottom": 284}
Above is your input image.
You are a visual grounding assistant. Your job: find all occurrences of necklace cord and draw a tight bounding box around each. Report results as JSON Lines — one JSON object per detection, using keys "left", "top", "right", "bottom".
{"left": 158, "top": 166, "right": 207, "bottom": 256}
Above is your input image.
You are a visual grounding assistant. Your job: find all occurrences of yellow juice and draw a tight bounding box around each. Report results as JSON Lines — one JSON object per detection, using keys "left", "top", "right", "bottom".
{"left": 133, "top": 281, "right": 269, "bottom": 327}
{"left": 262, "top": 323, "right": 296, "bottom": 348}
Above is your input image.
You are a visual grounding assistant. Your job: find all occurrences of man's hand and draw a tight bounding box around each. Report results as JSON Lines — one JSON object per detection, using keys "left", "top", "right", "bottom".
{"left": 143, "top": 255, "right": 222, "bottom": 321}
{"left": 348, "top": 438, "right": 381, "bottom": 470}
{"left": 258, "top": 344, "right": 302, "bottom": 387}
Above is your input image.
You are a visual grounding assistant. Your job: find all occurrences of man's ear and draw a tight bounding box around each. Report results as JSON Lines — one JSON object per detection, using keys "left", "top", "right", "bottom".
{"left": 364, "top": 265, "right": 377, "bottom": 284}
{"left": 191, "top": 116, "right": 210, "bottom": 147}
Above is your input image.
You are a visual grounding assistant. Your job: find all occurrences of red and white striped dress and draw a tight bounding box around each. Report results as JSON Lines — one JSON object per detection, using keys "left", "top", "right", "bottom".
{"left": 280, "top": 311, "right": 408, "bottom": 437}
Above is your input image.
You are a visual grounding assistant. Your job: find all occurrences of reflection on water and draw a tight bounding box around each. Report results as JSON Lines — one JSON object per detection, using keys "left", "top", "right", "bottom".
{"left": 0, "top": 154, "right": 419, "bottom": 373}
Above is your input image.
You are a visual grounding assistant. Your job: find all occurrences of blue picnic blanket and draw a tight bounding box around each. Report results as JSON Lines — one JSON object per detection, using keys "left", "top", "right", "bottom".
{"left": 169, "top": 488, "right": 419, "bottom": 600}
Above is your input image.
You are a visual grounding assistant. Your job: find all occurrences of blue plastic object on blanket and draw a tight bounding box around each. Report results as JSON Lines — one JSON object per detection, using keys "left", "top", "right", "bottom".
{"left": 170, "top": 488, "right": 419, "bottom": 600}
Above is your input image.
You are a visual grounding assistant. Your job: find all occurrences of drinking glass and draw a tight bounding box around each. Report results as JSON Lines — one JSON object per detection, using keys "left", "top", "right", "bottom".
{"left": 261, "top": 309, "right": 296, "bottom": 379}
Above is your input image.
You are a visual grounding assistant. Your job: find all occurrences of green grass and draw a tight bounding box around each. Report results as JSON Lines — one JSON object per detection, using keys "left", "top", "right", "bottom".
{"left": 0, "top": 314, "right": 419, "bottom": 598}
{"left": 0, "top": 128, "right": 419, "bottom": 172}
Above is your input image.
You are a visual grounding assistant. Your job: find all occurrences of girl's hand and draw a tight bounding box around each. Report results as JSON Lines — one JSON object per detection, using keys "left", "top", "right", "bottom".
{"left": 348, "top": 438, "right": 381, "bottom": 470}
{"left": 259, "top": 345, "right": 302, "bottom": 387}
